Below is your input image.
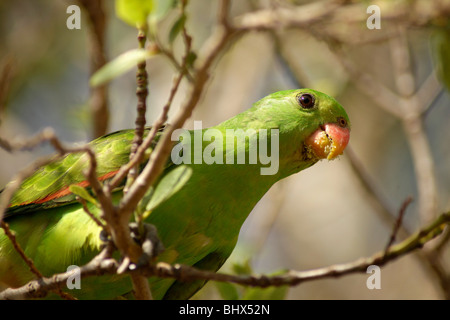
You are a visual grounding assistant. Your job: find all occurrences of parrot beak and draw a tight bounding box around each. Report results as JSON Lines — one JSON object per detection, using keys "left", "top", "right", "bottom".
{"left": 305, "top": 123, "right": 350, "bottom": 160}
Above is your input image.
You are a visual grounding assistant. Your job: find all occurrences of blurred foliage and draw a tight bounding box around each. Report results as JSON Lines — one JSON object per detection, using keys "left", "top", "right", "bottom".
{"left": 116, "top": 0, "right": 155, "bottom": 28}
{"left": 431, "top": 24, "right": 450, "bottom": 92}
{"left": 90, "top": 48, "right": 156, "bottom": 86}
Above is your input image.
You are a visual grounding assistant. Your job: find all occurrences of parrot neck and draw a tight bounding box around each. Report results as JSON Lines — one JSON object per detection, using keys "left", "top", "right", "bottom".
{"left": 177, "top": 127, "right": 313, "bottom": 224}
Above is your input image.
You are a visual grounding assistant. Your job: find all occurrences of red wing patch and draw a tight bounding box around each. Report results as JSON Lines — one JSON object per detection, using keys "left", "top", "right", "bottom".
{"left": 16, "top": 170, "right": 119, "bottom": 206}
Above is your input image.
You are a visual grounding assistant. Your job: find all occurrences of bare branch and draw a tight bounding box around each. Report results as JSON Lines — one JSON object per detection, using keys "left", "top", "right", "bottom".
{"left": 77, "top": 197, "right": 107, "bottom": 231}
{"left": 0, "top": 56, "right": 14, "bottom": 125}
{"left": 0, "top": 221, "right": 43, "bottom": 279}
{"left": 2, "top": 211, "right": 448, "bottom": 300}
{"left": 344, "top": 147, "right": 411, "bottom": 235}
{"left": 125, "top": 28, "right": 150, "bottom": 196}
{"left": 78, "top": 0, "right": 109, "bottom": 138}
{"left": 235, "top": 0, "right": 450, "bottom": 32}
{"left": 384, "top": 196, "right": 413, "bottom": 256}
{"left": 417, "top": 71, "right": 443, "bottom": 115}
{"left": 389, "top": 28, "right": 438, "bottom": 224}
{"left": 0, "top": 155, "right": 54, "bottom": 224}
{"left": 0, "top": 221, "right": 76, "bottom": 300}
{"left": 331, "top": 45, "right": 403, "bottom": 118}
{"left": 235, "top": 0, "right": 341, "bottom": 31}
{"left": 0, "top": 244, "right": 117, "bottom": 300}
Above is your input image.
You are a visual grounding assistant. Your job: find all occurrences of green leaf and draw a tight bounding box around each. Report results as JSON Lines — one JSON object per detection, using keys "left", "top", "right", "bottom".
{"left": 90, "top": 49, "right": 155, "bottom": 87}
{"left": 215, "top": 282, "right": 240, "bottom": 300}
{"left": 69, "top": 185, "right": 98, "bottom": 206}
{"left": 168, "top": 14, "right": 187, "bottom": 44}
{"left": 116, "top": 0, "right": 154, "bottom": 28}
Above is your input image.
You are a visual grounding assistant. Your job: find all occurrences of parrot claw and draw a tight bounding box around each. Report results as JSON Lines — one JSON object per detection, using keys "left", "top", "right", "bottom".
{"left": 99, "top": 229, "right": 117, "bottom": 254}
{"left": 129, "top": 222, "right": 165, "bottom": 268}
{"left": 99, "top": 229, "right": 111, "bottom": 242}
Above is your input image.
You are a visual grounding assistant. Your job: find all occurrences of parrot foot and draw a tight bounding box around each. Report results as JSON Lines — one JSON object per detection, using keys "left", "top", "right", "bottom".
{"left": 129, "top": 222, "right": 165, "bottom": 268}
{"left": 99, "top": 229, "right": 111, "bottom": 243}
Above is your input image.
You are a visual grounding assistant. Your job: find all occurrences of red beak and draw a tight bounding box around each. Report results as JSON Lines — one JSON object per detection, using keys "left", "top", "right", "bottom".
{"left": 305, "top": 123, "right": 350, "bottom": 160}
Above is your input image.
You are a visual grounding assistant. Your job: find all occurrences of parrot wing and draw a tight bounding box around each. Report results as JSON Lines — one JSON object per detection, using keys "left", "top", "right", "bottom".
{"left": 3, "top": 126, "right": 169, "bottom": 217}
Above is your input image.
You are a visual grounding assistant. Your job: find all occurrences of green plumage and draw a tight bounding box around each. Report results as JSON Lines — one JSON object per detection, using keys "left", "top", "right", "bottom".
{"left": 0, "top": 89, "right": 350, "bottom": 299}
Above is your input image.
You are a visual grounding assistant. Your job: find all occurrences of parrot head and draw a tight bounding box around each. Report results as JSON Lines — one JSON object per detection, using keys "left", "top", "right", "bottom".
{"left": 250, "top": 88, "right": 351, "bottom": 173}
{"left": 296, "top": 89, "right": 351, "bottom": 161}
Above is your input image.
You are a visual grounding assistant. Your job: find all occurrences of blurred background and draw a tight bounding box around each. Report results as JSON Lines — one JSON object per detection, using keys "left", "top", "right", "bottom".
{"left": 0, "top": 0, "right": 449, "bottom": 299}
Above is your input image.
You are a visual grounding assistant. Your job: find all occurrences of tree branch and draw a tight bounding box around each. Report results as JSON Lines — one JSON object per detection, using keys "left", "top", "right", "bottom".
{"left": 78, "top": 0, "right": 109, "bottom": 138}
{"left": 125, "top": 28, "right": 150, "bottom": 196}
{"left": 0, "top": 56, "right": 14, "bottom": 126}
{"left": 383, "top": 197, "right": 413, "bottom": 256}
{"left": 1, "top": 211, "right": 448, "bottom": 300}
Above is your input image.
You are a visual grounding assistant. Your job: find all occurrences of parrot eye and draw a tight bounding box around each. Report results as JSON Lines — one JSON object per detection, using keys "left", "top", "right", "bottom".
{"left": 337, "top": 117, "right": 348, "bottom": 128}
{"left": 297, "top": 93, "right": 315, "bottom": 109}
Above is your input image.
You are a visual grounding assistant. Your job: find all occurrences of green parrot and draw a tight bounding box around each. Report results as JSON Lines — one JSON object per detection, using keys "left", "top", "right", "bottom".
{"left": 0, "top": 89, "right": 350, "bottom": 299}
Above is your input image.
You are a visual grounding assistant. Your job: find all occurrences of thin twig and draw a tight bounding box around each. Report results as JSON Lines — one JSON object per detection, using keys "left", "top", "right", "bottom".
{"left": 235, "top": 0, "right": 341, "bottom": 31}
{"left": 0, "top": 153, "right": 57, "bottom": 224}
{"left": 157, "top": 44, "right": 195, "bottom": 83}
{"left": 332, "top": 45, "right": 403, "bottom": 118}
{"left": 384, "top": 196, "right": 413, "bottom": 256}
{"left": 236, "top": 0, "right": 450, "bottom": 32}
{"left": 0, "top": 221, "right": 76, "bottom": 300}
{"left": 416, "top": 71, "right": 443, "bottom": 114}
{"left": 78, "top": 0, "right": 109, "bottom": 138}
{"left": 77, "top": 196, "right": 107, "bottom": 231}
{"left": 0, "top": 244, "right": 117, "bottom": 300}
{"left": 345, "top": 147, "right": 410, "bottom": 234}
{"left": 0, "top": 56, "right": 14, "bottom": 125}
{"left": 0, "top": 128, "right": 60, "bottom": 153}
{"left": 126, "top": 28, "right": 150, "bottom": 195}
{"left": 0, "top": 221, "right": 42, "bottom": 279}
